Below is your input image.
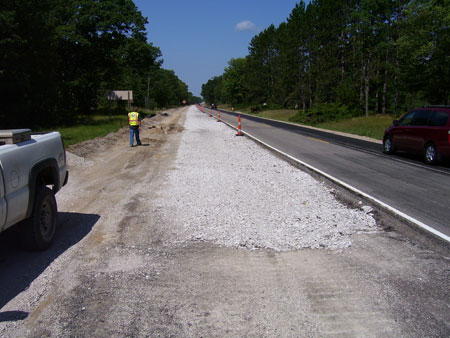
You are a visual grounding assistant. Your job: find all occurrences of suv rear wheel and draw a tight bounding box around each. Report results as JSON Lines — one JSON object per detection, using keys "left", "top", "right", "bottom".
{"left": 425, "top": 143, "right": 440, "bottom": 165}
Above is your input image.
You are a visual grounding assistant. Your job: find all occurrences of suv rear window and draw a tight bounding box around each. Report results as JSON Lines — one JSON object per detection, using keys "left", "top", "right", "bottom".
{"left": 428, "top": 111, "right": 449, "bottom": 126}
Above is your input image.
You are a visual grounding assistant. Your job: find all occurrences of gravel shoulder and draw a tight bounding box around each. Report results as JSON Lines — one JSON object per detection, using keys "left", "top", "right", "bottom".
{"left": 0, "top": 106, "right": 449, "bottom": 337}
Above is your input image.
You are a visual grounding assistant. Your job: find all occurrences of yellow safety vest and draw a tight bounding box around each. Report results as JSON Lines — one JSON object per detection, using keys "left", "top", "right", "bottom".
{"left": 128, "top": 112, "right": 139, "bottom": 126}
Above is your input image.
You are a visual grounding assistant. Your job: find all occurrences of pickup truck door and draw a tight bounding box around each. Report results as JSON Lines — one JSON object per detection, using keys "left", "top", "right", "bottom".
{"left": 0, "top": 165, "right": 6, "bottom": 230}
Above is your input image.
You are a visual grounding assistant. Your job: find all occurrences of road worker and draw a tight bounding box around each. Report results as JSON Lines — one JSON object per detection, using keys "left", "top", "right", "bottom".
{"left": 128, "top": 107, "right": 142, "bottom": 147}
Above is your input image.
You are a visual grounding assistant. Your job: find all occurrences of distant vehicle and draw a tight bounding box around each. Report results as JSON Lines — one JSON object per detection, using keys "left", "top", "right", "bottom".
{"left": 0, "top": 129, "right": 69, "bottom": 249}
{"left": 383, "top": 106, "right": 450, "bottom": 164}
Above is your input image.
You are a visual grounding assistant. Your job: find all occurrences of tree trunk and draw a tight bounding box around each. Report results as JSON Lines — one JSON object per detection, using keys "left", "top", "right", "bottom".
{"left": 394, "top": 58, "right": 399, "bottom": 115}
{"left": 365, "top": 73, "right": 370, "bottom": 117}
{"left": 364, "top": 53, "right": 373, "bottom": 117}
{"left": 360, "top": 64, "right": 365, "bottom": 113}
{"left": 300, "top": 83, "right": 306, "bottom": 112}
{"left": 375, "top": 70, "right": 380, "bottom": 114}
{"left": 308, "top": 79, "right": 313, "bottom": 107}
{"left": 383, "top": 70, "right": 387, "bottom": 114}
{"left": 375, "top": 90, "right": 379, "bottom": 114}
{"left": 383, "top": 50, "right": 389, "bottom": 114}
{"left": 340, "top": 30, "right": 345, "bottom": 83}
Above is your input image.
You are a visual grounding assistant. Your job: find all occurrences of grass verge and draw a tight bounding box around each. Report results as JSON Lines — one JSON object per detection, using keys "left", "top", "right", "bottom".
{"left": 217, "top": 105, "right": 394, "bottom": 141}
{"left": 218, "top": 105, "right": 298, "bottom": 122}
{"left": 246, "top": 109, "right": 298, "bottom": 122}
{"left": 55, "top": 115, "right": 128, "bottom": 147}
{"left": 40, "top": 112, "right": 153, "bottom": 147}
{"left": 313, "top": 115, "right": 394, "bottom": 140}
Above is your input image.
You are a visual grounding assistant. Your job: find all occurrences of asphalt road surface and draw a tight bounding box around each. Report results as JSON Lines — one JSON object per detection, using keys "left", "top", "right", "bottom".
{"left": 212, "top": 108, "right": 450, "bottom": 240}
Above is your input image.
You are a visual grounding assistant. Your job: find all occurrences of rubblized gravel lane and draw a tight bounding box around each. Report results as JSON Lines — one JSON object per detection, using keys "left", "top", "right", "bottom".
{"left": 156, "top": 106, "right": 377, "bottom": 251}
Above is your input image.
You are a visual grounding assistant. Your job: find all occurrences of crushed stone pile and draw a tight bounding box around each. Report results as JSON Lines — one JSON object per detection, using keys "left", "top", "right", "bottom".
{"left": 156, "top": 106, "right": 377, "bottom": 251}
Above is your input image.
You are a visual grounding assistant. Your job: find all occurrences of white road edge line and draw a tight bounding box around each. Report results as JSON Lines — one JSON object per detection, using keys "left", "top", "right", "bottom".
{"left": 206, "top": 109, "right": 450, "bottom": 244}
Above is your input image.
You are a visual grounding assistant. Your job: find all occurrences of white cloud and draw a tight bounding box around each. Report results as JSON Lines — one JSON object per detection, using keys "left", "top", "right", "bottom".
{"left": 235, "top": 20, "right": 256, "bottom": 32}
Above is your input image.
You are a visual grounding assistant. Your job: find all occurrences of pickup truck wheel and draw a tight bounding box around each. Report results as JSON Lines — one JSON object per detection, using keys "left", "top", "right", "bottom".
{"left": 22, "top": 186, "right": 57, "bottom": 250}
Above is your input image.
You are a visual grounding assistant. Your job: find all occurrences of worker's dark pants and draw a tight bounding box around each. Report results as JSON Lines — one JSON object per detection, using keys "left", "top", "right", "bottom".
{"left": 129, "top": 126, "right": 141, "bottom": 146}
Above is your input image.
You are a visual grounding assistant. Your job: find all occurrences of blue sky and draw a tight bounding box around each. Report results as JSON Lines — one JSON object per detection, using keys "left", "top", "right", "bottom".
{"left": 133, "top": 0, "right": 302, "bottom": 97}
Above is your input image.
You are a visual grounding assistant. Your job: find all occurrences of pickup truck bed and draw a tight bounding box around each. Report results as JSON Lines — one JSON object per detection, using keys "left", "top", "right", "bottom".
{"left": 0, "top": 129, "right": 68, "bottom": 249}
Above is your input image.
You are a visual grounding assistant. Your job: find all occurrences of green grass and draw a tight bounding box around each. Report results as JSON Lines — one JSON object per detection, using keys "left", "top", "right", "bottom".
{"left": 217, "top": 105, "right": 394, "bottom": 140}
{"left": 55, "top": 115, "right": 128, "bottom": 147}
{"left": 313, "top": 115, "right": 395, "bottom": 140}
{"left": 218, "top": 105, "right": 298, "bottom": 122}
{"left": 36, "top": 110, "right": 158, "bottom": 147}
{"left": 248, "top": 109, "right": 298, "bottom": 122}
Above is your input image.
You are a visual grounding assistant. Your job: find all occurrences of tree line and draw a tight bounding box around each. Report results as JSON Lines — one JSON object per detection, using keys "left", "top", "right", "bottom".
{"left": 0, "top": 0, "right": 200, "bottom": 128}
{"left": 202, "top": 0, "right": 449, "bottom": 123}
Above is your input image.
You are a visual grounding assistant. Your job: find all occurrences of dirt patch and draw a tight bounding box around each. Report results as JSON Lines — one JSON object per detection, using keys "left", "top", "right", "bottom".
{"left": 68, "top": 110, "right": 184, "bottom": 158}
{"left": 147, "top": 123, "right": 184, "bottom": 134}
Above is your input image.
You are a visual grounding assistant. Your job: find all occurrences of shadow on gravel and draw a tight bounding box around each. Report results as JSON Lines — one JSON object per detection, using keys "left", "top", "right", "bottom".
{"left": 0, "top": 311, "right": 28, "bottom": 322}
{"left": 0, "top": 212, "right": 99, "bottom": 318}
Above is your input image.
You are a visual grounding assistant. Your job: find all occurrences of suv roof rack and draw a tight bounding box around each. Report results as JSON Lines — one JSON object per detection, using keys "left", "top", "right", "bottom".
{"left": 421, "top": 105, "right": 450, "bottom": 108}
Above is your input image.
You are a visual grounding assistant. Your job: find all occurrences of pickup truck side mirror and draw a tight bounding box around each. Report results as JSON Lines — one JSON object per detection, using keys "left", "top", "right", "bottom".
{"left": 393, "top": 120, "right": 399, "bottom": 126}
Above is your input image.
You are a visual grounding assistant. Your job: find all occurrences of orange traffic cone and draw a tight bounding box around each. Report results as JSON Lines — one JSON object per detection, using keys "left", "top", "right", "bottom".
{"left": 236, "top": 114, "right": 244, "bottom": 136}
{"left": 217, "top": 110, "right": 221, "bottom": 122}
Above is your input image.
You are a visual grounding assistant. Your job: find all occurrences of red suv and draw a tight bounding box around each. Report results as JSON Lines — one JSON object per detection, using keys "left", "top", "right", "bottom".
{"left": 383, "top": 106, "right": 450, "bottom": 164}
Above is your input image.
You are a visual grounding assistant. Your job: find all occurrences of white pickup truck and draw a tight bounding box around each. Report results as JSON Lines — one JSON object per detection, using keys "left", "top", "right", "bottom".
{"left": 0, "top": 129, "right": 68, "bottom": 249}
